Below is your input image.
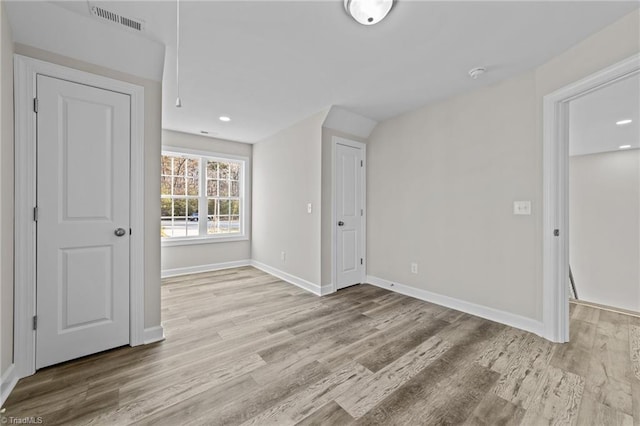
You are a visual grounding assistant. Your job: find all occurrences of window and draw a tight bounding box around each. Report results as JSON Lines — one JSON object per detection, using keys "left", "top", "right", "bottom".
{"left": 161, "top": 149, "right": 246, "bottom": 243}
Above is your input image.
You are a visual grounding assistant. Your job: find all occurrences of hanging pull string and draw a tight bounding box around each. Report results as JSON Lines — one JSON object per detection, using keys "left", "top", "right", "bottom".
{"left": 175, "top": 0, "right": 182, "bottom": 107}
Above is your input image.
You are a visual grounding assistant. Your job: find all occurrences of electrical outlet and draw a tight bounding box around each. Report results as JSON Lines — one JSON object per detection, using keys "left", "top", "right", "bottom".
{"left": 307, "top": 203, "right": 312, "bottom": 214}
{"left": 280, "top": 251, "right": 286, "bottom": 262}
{"left": 410, "top": 262, "right": 418, "bottom": 274}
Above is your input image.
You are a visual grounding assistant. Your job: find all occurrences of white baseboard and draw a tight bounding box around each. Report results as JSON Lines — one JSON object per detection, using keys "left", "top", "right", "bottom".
{"left": 1, "top": 364, "right": 18, "bottom": 407}
{"left": 250, "top": 260, "right": 322, "bottom": 296}
{"left": 143, "top": 326, "right": 165, "bottom": 344}
{"left": 366, "top": 275, "right": 544, "bottom": 338}
{"left": 161, "top": 259, "right": 251, "bottom": 278}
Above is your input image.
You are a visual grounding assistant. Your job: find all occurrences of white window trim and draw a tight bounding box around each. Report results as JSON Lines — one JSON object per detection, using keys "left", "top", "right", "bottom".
{"left": 161, "top": 146, "right": 249, "bottom": 247}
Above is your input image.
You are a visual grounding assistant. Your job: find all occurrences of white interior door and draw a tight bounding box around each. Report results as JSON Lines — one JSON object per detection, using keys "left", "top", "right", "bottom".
{"left": 36, "top": 75, "right": 131, "bottom": 369}
{"left": 336, "top": 141, "right": 364, "bottom": 290}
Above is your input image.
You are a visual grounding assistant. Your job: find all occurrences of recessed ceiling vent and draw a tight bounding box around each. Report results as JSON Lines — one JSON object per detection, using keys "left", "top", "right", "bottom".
{"left": 90, "top": 5, "right": 145, "bottom": 32}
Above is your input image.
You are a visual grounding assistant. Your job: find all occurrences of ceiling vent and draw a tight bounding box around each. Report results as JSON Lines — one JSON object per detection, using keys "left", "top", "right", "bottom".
{"left": 90, "top": 5, "right": 145, "bottom": 32}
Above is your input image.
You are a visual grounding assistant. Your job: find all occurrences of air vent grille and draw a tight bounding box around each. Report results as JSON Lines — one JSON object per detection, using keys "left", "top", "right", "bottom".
{"left": 91, "top": 6, "right": 145, "bottom": 32}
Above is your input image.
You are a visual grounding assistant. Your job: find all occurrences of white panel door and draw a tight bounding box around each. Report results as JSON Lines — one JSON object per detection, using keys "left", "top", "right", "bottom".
{"left": 36, "top": 75, "right": 131, "bottom": 369}
{"left": 336, "top": 142, "right": 363, "bottom": 289}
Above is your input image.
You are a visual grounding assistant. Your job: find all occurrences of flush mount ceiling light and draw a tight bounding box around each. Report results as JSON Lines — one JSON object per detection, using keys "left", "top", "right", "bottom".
{"left": 619, "top": 145, "right": 632, "bottom": 149}
{"left": 616, "top": 119, "right": 632, "bottom": 126}
{"left": 344, "top": 0, "right": 395, "bottom": 25}
{"left": 219, "top": 116, "right": 231, "bottom": 122}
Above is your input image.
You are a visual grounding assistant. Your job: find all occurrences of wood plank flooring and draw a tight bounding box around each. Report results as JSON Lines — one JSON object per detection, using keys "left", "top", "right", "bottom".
{"left": 3, "top": 266, "right": 639, "bottom": 425}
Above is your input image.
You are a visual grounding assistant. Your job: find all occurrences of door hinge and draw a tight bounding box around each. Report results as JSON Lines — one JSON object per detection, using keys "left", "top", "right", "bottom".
{"left": 32, "top": 315, "right": 37, "bottom": 330}
{"left": 361, "top": 209, "right": 363, "bottom": 216}
{"left": 360, "top": 160, "right": 363, "bottom": 167}
{"left": 554, "top": 229, "right": 560, "bottom": 237}
{"left": 130, "top": 228, "right": 132, "bottom": 235}
{"left": 33, "top": 206, "right": 38, "bottom": 222}
{"left": 33, "top": 98, "right": 38, "bottom": 113}
{"left": 360, "top": 258, "right": 363, "bottom": 265}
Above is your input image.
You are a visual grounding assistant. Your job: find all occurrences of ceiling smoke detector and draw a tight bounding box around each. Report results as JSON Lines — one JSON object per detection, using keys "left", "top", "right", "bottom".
{"left": 90, "top": 4, "right": 145, "bottom": 32}
{"left": 468, "top": 67, "right": 486, "bottom": 80}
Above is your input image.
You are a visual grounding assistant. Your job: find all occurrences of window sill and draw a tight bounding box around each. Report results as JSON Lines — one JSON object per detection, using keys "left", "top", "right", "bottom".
{"left": 161, "top": 235, "right": 249, "bottom": 247}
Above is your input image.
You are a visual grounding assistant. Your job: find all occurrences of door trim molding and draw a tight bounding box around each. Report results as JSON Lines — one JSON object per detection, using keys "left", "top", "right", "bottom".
{"left": 332, "top": 137, "right": 367, "bottom": 293}
{"left": 542, "top": 53, "right": 640, "bottom": 343}
{"left": 13, "top": 54, "right": 146, "bottom": 379}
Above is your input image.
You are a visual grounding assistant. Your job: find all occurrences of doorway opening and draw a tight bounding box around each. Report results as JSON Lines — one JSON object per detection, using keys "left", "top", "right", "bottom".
{"left": 567, "top": 73, "right": 639, "bottom": 316}
{"left": 543, "top": 53, "right": 640, "bottom": 343}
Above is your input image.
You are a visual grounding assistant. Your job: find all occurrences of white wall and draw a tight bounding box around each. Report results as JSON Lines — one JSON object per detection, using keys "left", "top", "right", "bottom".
{"left": 367, "top": 9, "right": 639, "bottom": 323}
{"left": 1, "top": 0, "right": 14, "bottom": 376}
{"left": 14, "top": 44, "right": 164, "bottom": 330}
{"left": 161, "top": 130, "right": 252, "bottom": 273}
{"left": 252, "top": 110, "right": 327, "bottom": 286}
{"left": 570, "top": 150, "right": 640, "bottom": 312}
{"left": 368, "top": 72, "right": 539, "bottom": 318}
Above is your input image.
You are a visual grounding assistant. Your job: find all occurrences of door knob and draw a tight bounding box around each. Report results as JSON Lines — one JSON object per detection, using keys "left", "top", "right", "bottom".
{"left": 114, "top": 228, "right": 127, "bottom": 237}
{"left": 338, "top": 221, "right": 344, "bottom": 226}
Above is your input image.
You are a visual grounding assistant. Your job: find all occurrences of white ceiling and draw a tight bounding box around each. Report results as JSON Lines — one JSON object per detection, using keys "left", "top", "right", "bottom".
{"left": 570, "top": 72, "right": 640, "bottom": 157}
{"left": 6, "top": 1, "right": 639, "bottom": 143}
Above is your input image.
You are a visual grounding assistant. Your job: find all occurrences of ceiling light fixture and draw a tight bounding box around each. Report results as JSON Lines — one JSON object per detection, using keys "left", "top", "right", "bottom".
{"left": 175, "top": 0, "right": 182, "bottom": 108}
{"left": 468, "top": 67, "right": 486, "bottom": 79}
{"left": 219, "top": 116, "right": 231, "bottom": 122}
{"left": 344, "top": 0, "right": 394, "bottom": 25}
{"left": 616, "top": 119, "right": 632, "bottom": 126}
{"left": 619, "top": 145, "right": 632, "bottom": 149}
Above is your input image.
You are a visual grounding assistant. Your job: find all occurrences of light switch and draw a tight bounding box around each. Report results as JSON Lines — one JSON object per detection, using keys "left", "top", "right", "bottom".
{"left": 513, "top": 201, "right": 531, "bottom": 215}
{"left": 307, "top": 203, "right": 312, "bottom": 214}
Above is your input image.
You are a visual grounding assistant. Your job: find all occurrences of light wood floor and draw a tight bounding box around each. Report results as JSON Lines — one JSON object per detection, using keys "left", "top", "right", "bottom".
{"left": 3, "top": 266, "right": 639, "bottom": 425}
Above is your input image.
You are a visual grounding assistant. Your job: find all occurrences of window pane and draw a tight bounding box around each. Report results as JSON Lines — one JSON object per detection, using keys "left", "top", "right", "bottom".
{"left": 186, "top": 158, "right": 199, "bottom": 179}
{"left": 219, "top": 163, "right": 229, "bottom": 180}
{"left": 186, "top": 199, "right": 199, "bottom": 235}
{"left": 219, "top": 180, "right": 229, "bottom": 197}
{"left": 172, "top": 177, "right": 186, "bottom": 196}
{"left": 161, "top": 176, "right": 171, "bottom": 195}
{"left": 230, "top": 200, "right": 239, "bottom": 215}
{"left": 187, "top": 179, "right": 199, "bottom": 196}
{"left": 207, "top": 199, "right": 217, "bottom": 215}
{"left": 219, "top": 199, "right": 230, "bottom": 215}
{"left": 230, "top": 163, "right": 240, "bottom": 180}
{"left": 207, "top": 217, "right": 218, "bottom": 234}
{"left": 230, "top": 215, "right": 240, "bottom": 233}
{"left": 173, "top": 198, "right": 186, "bottom": 217}
{"left": 230, "top": 181, "right": 239, "bottom": 197}
{"left": 173, "top": 157, "right": 187, "bottom": 176}
{"left": 160, "top": 198, "right": 172, "bottom": 217}
{"left": 219, "top": 216, "right": 230, "bottom": 233}
{"left": 207, "top": 161, "right": 218, "bottom": 179}
{"left": 207, "top": 180, "right": 218, "bottom": 197}
{"left": 161, "top": 155, "right": 172, "bottom": 176}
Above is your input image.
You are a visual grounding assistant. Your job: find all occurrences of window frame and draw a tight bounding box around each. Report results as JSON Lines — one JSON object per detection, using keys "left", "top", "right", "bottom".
{"left": 161, "top": 146, "right": 249, "bottom": 247}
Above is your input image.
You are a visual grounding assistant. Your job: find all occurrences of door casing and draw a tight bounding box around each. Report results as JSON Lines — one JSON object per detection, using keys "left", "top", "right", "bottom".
{"left": 13, "top": 54, "right": 146, "bottom": 379}
{"left": 332, "top": 136, "right": 366, "bottom": 293}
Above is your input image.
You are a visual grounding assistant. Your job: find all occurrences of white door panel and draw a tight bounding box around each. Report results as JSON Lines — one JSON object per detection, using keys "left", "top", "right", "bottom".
{"left": 336, "top": 143, "right": 364, "bottom": 289}
{"left": 36, "top": 75, "right": 131, "bottom": 369}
